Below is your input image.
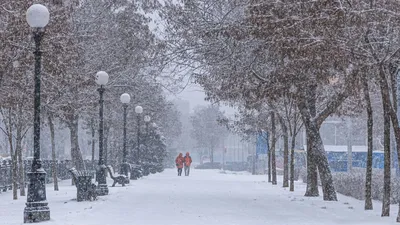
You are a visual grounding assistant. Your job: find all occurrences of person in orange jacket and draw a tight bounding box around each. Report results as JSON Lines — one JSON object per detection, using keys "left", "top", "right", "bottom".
{"left": 184, "top": 152, "right": 192, "bottom": 176}
{"left": 175, "top": 153, "right": 184, "bottom": 176}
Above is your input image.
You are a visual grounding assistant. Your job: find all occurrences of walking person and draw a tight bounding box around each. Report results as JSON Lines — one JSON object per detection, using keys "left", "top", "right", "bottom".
{"left": 184, "top": 152, "right": 192, "bottom": 176}
{"left": 175, "top": 153, "right": 184, "bottom": 176}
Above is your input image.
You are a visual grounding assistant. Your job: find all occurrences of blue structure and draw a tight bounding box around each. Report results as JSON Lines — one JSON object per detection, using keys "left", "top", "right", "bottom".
{"left": 327, "top": 150, "right": 384, "bottom": 172}
{"left": 256, "top": 131, "right": 269, "bottom": 156}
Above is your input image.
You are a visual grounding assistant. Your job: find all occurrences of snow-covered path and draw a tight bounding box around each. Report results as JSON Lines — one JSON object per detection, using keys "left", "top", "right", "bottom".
{"left": 1, "top": 168, "right": 399, "bottom": 225}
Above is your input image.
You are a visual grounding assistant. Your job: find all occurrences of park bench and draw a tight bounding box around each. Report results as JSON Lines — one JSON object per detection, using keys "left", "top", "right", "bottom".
{"left": 106, "top": 165, "right": 129, "bottom": 187}
{"left": 68, "top": 168, "right": 97, "bottom": 201}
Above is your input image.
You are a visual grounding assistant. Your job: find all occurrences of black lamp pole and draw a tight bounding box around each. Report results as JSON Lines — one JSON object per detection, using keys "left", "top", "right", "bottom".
{"left": 145, "top": 122, "right": 149, "bottom": 153}
{"left": 137, "top": 114, "right": 141, "bottom": 163}
{"left": 24, "top": 28, "right": 51, "bottom": 224}
{"left": 96, "top": 86, "right": 108, "bottom": 195}
{"left": 121, "top": 104, "right": 129, "bottom": 176}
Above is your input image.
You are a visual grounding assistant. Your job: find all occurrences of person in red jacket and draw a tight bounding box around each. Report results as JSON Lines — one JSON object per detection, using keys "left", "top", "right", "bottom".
{"left": 184, "top": 152, "right": 192, "bottom": 176}
{"left": 175, "top": 153, "right": 184, "bottom": 176}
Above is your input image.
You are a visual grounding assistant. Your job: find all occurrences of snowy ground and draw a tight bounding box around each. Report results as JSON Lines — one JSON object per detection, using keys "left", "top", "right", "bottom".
{"left": 1, "top": 168, "right": 399, "bottom": 225}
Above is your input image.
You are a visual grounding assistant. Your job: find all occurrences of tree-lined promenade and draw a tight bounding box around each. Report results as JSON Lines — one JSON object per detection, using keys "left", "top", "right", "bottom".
{"left": 4, "top": 0, "right": 400, "bottom": 224}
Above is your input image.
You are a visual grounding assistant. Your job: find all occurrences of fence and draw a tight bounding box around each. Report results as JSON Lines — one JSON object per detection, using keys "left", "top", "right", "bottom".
{"left": 0, "top": 159, "right": 118, "bottom": 192}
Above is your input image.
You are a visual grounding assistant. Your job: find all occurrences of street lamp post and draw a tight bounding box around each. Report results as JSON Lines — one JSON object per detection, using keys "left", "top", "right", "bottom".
{"left": 120, "top": 93, "right": 131, "bottom": 177}
{"left": 144, "top": 115, "right": 151, "bottom": 153}
{"left": 95, "top": 71, "right": 109, "bottom": 196}
{"left": 135, "top": 106, "right": 143, "bottom": 163}
{"left": 24, "top": 4, "right": 51, "bottom": 223}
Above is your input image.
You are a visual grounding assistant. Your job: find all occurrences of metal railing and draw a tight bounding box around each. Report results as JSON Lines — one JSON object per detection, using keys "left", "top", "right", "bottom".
{"left": 0, "top": 159, "right": 118, "bottom": 192}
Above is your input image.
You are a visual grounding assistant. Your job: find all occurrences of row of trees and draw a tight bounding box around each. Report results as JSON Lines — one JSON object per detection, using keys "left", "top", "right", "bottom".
{"left": 0, "top": 0, "right": 181, "bottom": 200}
{"left": 160, "top": 0, "right": 400, "bottom": 222}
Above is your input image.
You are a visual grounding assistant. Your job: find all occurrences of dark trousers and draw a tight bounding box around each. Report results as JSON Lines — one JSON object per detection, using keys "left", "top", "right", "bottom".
{"left": 177, "top": 168, "right": 182, "bottom": 176}
{"left": 184, "top": 166, "right": 190, "bottom": 176}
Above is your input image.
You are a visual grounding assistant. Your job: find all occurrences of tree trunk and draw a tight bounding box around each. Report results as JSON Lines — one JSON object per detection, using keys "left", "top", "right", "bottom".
{"left": 363, "top": 76, "right": 373, "bottom": 210}
{"left": 7, "top": 109, "right": 17, "bottom": 200}
{"left": 378, "top": 65, "right": 391, "bottom": 217}
{"left": 280, "top": 117, "right": 289, "bottom": 188}
{"left": 373, "top": 64, "right": 400, "bottom": 221}
{"left": 11, "top": 141, "right": 18, "bottom": 200}
{"left": 16, "top": 125, "right": 25, "bottom": 196}
{"left": 211, "top": 146, "right": 214, "bottom": 164}
{"left": 388, "top": 112, "right": 400, "bottom": 222}
{"left": 306, "top": 121, "right": 337, "bottom": 201}
{"left": 48, "top": 115, "right": 58, "bottom": 191}
{"left": 68, "top": 117, "right": 84, "bottom": 170}
{"left": 298, "top": 95, "right": 336, "bottom": 200}
{"left": 252, "top": 152, "right": 256, "bottom": 175}
{"left": 305, "top": 133, "right": 319, "bottom": 196}
{"left": 271, "top": 112, "right": 277, "bottom": 185}
{"left": 382, "top": 87, "right": 391, "bottom": 217}
{"left": 268, "top": 146, "right": 271, "bottom": 182}
{"left": 91, "top": 118, "right": 95, "bottom": 162}
{"left": 112, "top": 132, "right": 117, "bottom": 162}
{"left": 290, "top": 133, "right": 296, "bottom": 192}
{"left": 304, "top": 84, "right": 319, "bottom": 197}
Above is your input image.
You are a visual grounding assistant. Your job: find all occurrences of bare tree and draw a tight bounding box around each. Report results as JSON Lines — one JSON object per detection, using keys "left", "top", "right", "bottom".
{"left": 363, "top": 73, "right": 374, "bottom": 210}
{"left": 48, "top": 115, "right": 58, "bottom": 191}
{"left": 271, "top": 111, "right": 277, "bottom": 185}
{"left": 190, "top": 105, "right": 228, "bottom": 164}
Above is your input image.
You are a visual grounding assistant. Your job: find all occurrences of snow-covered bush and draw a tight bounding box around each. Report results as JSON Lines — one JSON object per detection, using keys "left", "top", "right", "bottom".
{"left": 332, "top": 169, "right": 400, "bottom": 204}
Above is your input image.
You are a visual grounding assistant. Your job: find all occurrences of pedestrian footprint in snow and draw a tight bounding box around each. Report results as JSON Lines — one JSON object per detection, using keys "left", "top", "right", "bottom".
{"left": 175, "top": 153, "right": 184, "bottom": 176}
